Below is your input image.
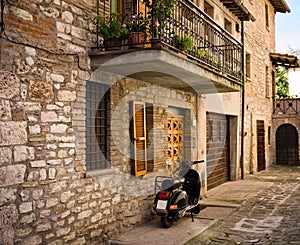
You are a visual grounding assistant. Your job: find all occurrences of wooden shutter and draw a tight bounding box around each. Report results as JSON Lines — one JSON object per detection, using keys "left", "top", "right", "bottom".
{"left": 132, "top": 101, "right": 147, "bottom": 176}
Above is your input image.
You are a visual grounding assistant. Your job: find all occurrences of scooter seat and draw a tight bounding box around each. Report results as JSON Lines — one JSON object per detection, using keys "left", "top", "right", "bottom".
{"left": 161, "top": 178, "right": 184, "bottom": 191}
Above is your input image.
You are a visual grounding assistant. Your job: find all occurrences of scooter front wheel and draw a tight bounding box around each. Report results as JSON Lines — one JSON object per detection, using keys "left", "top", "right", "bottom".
{"left": 161, "top": 216, "right": 173, "bottom": 228}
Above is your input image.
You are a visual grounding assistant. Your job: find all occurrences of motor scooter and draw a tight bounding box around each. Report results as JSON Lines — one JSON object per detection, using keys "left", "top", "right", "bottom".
{"left": 152, "top": 160, "right": 204, "bottom": 228}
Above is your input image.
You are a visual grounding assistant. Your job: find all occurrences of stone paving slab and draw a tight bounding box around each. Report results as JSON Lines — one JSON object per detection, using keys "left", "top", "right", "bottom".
{"left": 109, "top": 166, "right": 300, "bottom": 245}
{"left": 187, "top": 166, "right": 300, "bottom": 245}
{"left": 110, "top": 216, "right": 216, "bottom": 245}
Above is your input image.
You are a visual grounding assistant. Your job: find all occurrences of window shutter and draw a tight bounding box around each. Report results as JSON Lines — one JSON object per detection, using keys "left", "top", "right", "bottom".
{"left": 132, "top": 101, "right": 147, "bottom": 176}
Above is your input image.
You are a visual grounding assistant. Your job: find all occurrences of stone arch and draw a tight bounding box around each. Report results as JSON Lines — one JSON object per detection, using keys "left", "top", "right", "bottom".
{"left": 276, "top": 123, "right": 299, "bottom": 165}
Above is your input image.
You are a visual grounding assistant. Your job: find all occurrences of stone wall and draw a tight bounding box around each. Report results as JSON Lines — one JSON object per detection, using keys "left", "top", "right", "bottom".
{"left": 0, "top": 0, "right": 143, "bottom": 244}
{"left": 0, "top": 1, "right": 199, "bottom": 244}
{"left": 242, "top": 0, "right": 276, "bottom": 173}
{"left": 271, "top": 115, "right": 300, "bottom": 165}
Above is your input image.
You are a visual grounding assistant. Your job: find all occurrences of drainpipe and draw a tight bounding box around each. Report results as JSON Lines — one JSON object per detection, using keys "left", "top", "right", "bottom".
{"left": 240, "top": 21, "right": 245, "bottom": 179}
{"left": 1, "top": 0, "right": 4, "bottom": 32}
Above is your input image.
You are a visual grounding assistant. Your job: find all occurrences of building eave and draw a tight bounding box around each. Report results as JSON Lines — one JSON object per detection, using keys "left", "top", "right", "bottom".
{"left": 269, "top": 0, "right": 291, "bottom": 13}
{"left": 270, "top": 53, "right": 300, "bottom": 68}
{"left": 220, "top": 0, "right": 256, "bottom": 21}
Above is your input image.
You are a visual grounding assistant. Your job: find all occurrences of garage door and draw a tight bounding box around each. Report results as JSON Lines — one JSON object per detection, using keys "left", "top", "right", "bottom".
{"left": 206, "top": 113, "right": 230, "bottom": 190}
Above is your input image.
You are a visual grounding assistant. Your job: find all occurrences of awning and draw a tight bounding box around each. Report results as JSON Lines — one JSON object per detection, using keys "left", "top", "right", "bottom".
{"left": 220, "top": 0, "right": 255, "bottom": 21}
{"left": 270, "top": 53, "right": 300, "bottom": 68}
{"left": 269, "top": 0, "right": 291, "bottom": 13}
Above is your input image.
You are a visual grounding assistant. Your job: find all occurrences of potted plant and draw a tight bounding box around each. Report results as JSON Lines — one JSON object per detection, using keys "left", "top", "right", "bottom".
{"left": 98, "top": 13, "right": 129, "bottom": 50}
{"left": 128, "top": 12, "right": 149, "bottom": 48}
{"left": 174, "top": 35, "right": 193, "bottom": 53}
{"left": 143, "top": 0, "right": 177, "bottom": 41}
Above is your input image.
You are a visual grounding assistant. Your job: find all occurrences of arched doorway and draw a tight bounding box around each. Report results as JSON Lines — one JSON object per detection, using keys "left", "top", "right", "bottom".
{"left": 276, "top": 124, "right": 299, "bottom": 165}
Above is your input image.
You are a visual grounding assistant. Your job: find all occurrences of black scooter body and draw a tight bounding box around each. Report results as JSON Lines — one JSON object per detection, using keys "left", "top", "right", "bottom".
{"left": 153, "top": 160, "right": 203, "bottom": 228}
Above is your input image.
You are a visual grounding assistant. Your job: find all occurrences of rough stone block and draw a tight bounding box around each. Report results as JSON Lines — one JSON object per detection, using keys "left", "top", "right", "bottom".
{"left": 57, "top": 90, "right": 77, "bottom": 102}
{"left": 77, "top": 210, "right": 92, "bottom": 220}
{"left": 20, "top": 212, "right": 36, "bottom": 224}
{"left": 0, "top": 71, "right": 20, "bottom": 99}
{"left": 25, "top": 47, "right": 36, "bottom": 56}
{"left": 50, "top": 181, "right": 67, "bottom": 193}
{"left": 71, "top": 26, "right": 86, "bottom": 40}
{"left": 30, "top": 160, "right": 46, "bottom": 168}
{"left": 50, "top": 124, "right": 68, "bottom": 133}
{"left": 0, "top": 226, "right": 14, "bottom": 245}
{"left": 29, "top": 82, "right": 54, "bottom": 102}
{"left": 10, "top": 6, "right": 33, "bottom": 21}
{"left": 0, "top": 188, "right": 17, "bottom": 205}
{"left": 0, "top": 100, "right": 11, "bottom": 121}
{"left": 16, "top": 102, "right": 41, "bottom": 112}
{"left": 0, "top": 147, "right": 12, "bottom": 164}
{"left": 36, "top": 222, "right": 52, "bottom": 232}
{"left": 22, "top": 235, "right": 42, "bottom": 245}
{"left": 19, "top": 202, "right": 33, "bottom": 214}
{"left": 29, "top": 125, "right": 41, "bottom": 134}
{"left": 51, "top": 73, "right": 65, "bottom": 83}
{"left": 0, "top": 165, "right": 26, "bottom": 187}
{"left": 0, "top": 204, "right": 18, "bottom": 227}
{"left": 49, "top": 168, "right": 57, "bottom": 179}
{"left": 41, "top": 111, "right": 58, "bottom": 122}
{"left": 0, "top": 122, "right": 27, "bottom": 146}
{"left": 62, "top": 11, "right": 74, "bottom": 24}
{"left": 46, "top": 198, "right": 59, "bottom": 208}
{"left": 61, "top": 191, "right": 73, "bottom": 203}
{"left": 14, "top": 146, "right": 35, "bottom": 162}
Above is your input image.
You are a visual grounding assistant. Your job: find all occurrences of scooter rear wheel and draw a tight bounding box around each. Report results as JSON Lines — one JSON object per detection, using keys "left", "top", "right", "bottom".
{"left": 161, "top": 216, "right": 173, "bottom": 228}
{"left": 191, "top": 203, "right": 201, "bottom": 214}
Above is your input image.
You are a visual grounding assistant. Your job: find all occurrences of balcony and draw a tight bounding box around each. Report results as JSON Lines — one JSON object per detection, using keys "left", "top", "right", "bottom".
{"left": 91, "top": 0, "right": 246, "bottom": 92}
{"left": 273, "top": 98, "right": 300, "bottom": 115}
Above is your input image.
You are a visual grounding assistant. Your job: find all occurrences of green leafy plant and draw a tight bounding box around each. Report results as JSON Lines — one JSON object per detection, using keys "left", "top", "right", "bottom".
{"left": 98, "top": 13, "right": 129, "bottom": 40}
{"left": 143, "top": 0, "right": 177, "bottom": 37}
{"left": 174, "top": 35, "right": 193, "bottom": 52}
{"left": 276, "top": 66, "right": 290, "bottom": 99}
{"left": 128, "top": 12, "right": 149, "bottom": 34}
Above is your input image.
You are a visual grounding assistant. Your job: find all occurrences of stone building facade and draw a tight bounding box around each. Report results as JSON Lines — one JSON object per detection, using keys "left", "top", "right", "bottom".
{"left": 0, "top": 0, "right": 291, "bottom": 244}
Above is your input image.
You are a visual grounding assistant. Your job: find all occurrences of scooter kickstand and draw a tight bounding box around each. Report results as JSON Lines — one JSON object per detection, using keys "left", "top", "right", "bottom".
{"left": 191, "top": 211, "right": 194, "bottom": 222}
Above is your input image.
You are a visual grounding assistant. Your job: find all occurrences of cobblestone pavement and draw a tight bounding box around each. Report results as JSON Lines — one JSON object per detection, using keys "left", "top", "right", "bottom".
{"left": 186, "top": 165, "right": 300, "bottom": 245}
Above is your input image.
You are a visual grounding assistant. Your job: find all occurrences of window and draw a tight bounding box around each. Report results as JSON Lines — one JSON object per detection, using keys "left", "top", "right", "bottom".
{"left": 110, "top": 0, "right": 122, "bottom": 14}
{"left": 208, "top": 120, "right": 213, "bottom": 141}
{"left": 235, "top": 23, "right": 240, "bottom": 33}
{"left": 246, "top": 53, "right": 251, "bottom": 79}
{"left": 265, "top": 3, "right": 269, "bottom": 29}
{"left": 217, "top": 121, "right": 221, "bottom": 141}
{"left": 204, "top": 1, "right": 214, "bottom": 42}
{"left": 131, "top": 101, "right": 147, "bottom": 176}
{"left": 224, "top": 18, "right": 232, "bottom": 34}
{"left": 268, "top": 126, "right": 271, "bottom": 145}
{"left": 204, "top": 1, "right": 214, "bottom": 19}
{"left": 86, "top": 81, "right": 110, "bottom": 171}
{"left": 266, "top": 66, "right": 270, "bottom": 98}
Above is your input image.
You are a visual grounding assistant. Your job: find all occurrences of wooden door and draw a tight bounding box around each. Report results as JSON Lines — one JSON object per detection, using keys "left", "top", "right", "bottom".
{"left": 257, "top": 120, "right": 266, "bottom": 172}
{"left": 206, "top": 113, "right": 230, "bottom": 190}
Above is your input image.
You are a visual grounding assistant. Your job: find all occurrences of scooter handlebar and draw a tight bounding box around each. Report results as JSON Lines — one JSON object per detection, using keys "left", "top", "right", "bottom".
{"left": 192, "top": 160, "right": 205, "bottom": 164}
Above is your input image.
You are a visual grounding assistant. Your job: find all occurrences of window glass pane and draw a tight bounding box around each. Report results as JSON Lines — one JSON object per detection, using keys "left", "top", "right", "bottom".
{"left": 86, "top": 81, "right": 110, "bottom": 171}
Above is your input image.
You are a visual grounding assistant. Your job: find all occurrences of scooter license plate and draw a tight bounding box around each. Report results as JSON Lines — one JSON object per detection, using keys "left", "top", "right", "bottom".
{"left": 156, "top": 200, "right": 168, "bottom": 210}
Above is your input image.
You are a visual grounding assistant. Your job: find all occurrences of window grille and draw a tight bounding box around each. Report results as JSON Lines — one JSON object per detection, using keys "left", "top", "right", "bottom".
{"left": 86, "top": 81, "right": 110, "bottom": 171}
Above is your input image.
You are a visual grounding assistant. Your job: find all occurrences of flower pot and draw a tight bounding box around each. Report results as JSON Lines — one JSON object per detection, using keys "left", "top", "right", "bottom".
{"left": 151, "top": 37, "right": 161, "bottom": 48}
{"left": 104, "top": 38, "right": 128, "bottom": 51}
{"left": 128, "top": 32, "right": 146, "bottom": 48}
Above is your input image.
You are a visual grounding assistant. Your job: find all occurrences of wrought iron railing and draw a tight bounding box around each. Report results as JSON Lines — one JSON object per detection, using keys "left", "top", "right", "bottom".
{"left": 96, "top": 0, "right": 243, "bottom": 81}
{"left": 273, "top": 98, "right": 300, "bottom": 114}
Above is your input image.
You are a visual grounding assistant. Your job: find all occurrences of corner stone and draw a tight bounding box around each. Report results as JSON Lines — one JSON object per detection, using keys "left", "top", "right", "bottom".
{"left": 0, "top": 122, "right": 27, "bottom": 146}
{"left": 0, "top": 165, "right": 26, "bottom": 187}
